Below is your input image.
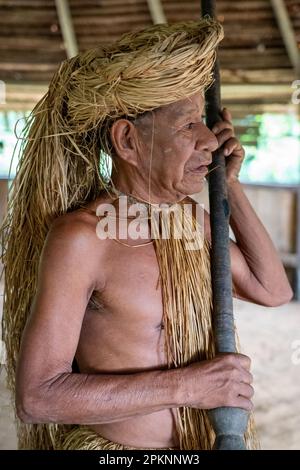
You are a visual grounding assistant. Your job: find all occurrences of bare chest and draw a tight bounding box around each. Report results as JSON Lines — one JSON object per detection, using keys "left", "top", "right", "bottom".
{"left": 77, "top": 240, "right": 166, "bottom": 372}
{"left": 100, "top": 241, "right": 163, "bottom": 328}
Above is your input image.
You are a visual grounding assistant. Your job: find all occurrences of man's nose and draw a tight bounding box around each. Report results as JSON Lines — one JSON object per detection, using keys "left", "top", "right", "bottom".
{"left": 195, "top": 125, "right": 218, "bottom": 153}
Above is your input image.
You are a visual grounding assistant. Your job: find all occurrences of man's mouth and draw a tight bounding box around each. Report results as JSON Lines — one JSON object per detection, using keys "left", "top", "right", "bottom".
{"left": 191, "top": 165, "right": 209, "bottom": 175}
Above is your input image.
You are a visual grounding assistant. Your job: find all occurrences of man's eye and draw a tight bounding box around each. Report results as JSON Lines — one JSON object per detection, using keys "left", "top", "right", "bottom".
{"left": 184, "top": 122, "right": 198, "bottom": 130}
{"left": 184, "top": 116, "right": 206, "bottom": 130}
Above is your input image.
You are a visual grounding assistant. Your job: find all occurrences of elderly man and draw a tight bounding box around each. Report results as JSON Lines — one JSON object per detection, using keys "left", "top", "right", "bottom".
{"left": 2, "top": 20, "right": 292, "bottom": 450}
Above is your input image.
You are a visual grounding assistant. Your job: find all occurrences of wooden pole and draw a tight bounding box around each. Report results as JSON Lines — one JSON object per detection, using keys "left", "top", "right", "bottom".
{"left": 147, "top": 0, "right": 167, "bottom": 24}
{"left": 270, "top": 0, "right": 300, "bottom": 75}
{"left": 201, "top": 0, "right": 249, "bottom": 450}
{"left": 55, "top": 0, "right": 78, "bottom": 59}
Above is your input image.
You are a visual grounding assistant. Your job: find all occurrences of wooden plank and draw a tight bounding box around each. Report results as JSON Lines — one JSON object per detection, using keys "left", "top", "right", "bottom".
{"left": 0, "top": 63, "right": 58, "bottom": 71}
{"left": 72, "top": 14, "right": 152, "bottom": 25}
{"left": 6, "top": 101, "right": 295, "bottom": 116}
{"left": 215, "top": 1, "right": 273, "bottom": 11}
{"left": 220, "top": 47, "right": 288, "bottom": 58}
{"left": 0, "top": 71, "right": 55, "bottom": 82}
{"left": 229, "top": 103, "right": 298, "bottom": 117}
{"left": 0, "top": 11, "right": 58, "bottom": 24}
{"left": 1, "top": 82, "right": 46, "bottom": 102}
{"left": 221, "top": 68, "right": 295, "bottom": 84}
{"left": 71, "top": 0, "right": 147, "bottom": 4}
{"left": 64, "top": 3, "right": 271, "bottom": 18}
{"left": 0, "top": 51, "right": 65, "bottom": 62}
{"left": 1, "top": 82, "right": 296, "bottom": 111}
{"left": 222, "top": 83, "right": 293, "bottom": 102}
{"left": 271, "top": 0, "right": 300, "bottom": 72}
{"left": 243, "top": 186, "right": 296, "bottom": 253}
{"left": 0, "top": 26, "right": 61, "bottom": 37}
{"left": 220, "top": 54, "right": 291, "bottom": 70}
{"left": 69, "top": 4, "right": 150, "bottom": 16}
{"left": 0, "top": 0, "right": 54, "bottom": 6}
{"left": 0, "top": 67, "right": 294, "bottom": 90}
{"left": 0, "top": 37, "right": 63, "bottom": 51}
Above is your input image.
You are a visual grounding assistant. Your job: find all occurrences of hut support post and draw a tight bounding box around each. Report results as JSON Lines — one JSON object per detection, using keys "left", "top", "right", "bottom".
{"left": 201, "top": 0, "right": 249, "bottom": 450}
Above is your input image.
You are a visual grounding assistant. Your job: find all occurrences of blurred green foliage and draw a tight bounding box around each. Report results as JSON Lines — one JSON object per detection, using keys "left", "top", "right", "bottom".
{"left": 236, "top": 113, "right": 300, "bottom": 185}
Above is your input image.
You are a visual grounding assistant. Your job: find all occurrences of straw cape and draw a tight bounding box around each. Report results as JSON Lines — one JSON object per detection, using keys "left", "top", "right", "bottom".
{"left": 1, "top": 18, "right": 257, "bottom": 449}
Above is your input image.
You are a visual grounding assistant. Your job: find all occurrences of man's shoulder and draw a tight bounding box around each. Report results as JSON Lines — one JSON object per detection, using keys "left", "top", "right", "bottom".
{"left": 49, "top": 208, "right": 97, "bottom": 245}
{"left": 41, "top": 206, "right": 108, "bottom": 290}
{"left": 45, "top": 200, "right": 111, "bottom": 262}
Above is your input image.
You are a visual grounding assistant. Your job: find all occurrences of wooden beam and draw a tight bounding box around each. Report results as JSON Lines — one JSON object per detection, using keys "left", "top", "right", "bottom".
{"left": 221, "top": 68, "right": 295, "bottom": 84}
{"left": 1, "top": 82, "right": 297, "bottom": 111}
{"left": 0, "top": 83, "right": 47, "bottom": 111}
{"left": 221, "top": 83, "right": 293, "bottom": 102}
{"left": 146, "top": 0, "right": 166, "bottom": 24}
{"left": 55, "top": 0, "right": 78, "bottom": 59}
{"left": 229, "top": 102, "right": 298, "bottom": 118}
{"left": 270, "top": 0, "right": 300, "bottom": 74}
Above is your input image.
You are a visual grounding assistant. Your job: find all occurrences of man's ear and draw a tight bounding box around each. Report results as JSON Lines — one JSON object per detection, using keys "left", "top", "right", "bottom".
{"left": 110, "top": 119, "right": 140, "bottom": 167}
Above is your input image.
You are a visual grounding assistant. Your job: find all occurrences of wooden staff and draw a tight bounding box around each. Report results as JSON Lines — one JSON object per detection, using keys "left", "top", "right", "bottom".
{"left": 201, "top": 0, "right": 249, "bottom": 450}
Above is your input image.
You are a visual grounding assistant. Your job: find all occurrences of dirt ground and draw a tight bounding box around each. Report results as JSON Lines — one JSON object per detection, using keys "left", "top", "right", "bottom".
{"left": 0, "top": 298, "right": 299, "bottom": 450}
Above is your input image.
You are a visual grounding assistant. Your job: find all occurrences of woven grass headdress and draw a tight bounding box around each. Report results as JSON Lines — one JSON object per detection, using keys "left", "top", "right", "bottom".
{"left": 1, "top": 18, "right": 223, "bottom": 449}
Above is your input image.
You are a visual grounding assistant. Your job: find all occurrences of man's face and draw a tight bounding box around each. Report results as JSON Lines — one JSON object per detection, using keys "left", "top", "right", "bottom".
{"left": 135, "top": 92, "right": 218, "bottom": 201}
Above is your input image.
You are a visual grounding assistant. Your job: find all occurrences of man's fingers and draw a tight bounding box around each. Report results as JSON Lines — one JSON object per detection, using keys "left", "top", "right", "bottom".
{"left": 212, "top": 108, "right": 233, "bottom": 134}
{"left": 237, "top": 354, "right": 251, "bottom": 370}
{"left": 240, "top": 369, "right": 253, "bottom": 385}
{"left": 236, "top": 382, "right": 254, "bottom": 399}
{"left": 214, "top": 128, "right": 233, "bottom": 148}
{"left": 212, "top": 121, "right": 233, "bottom": 135}
{"left": 223, "top": 137, "right": 244, "bottom": 157}
{"left": 222, "top": 107, "right": 232, "bottom": 122}
{"left": 234, "top": 397, "right": 254, "bottom": 412}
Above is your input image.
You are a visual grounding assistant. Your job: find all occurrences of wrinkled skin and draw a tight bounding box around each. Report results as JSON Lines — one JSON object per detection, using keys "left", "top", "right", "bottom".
{"left": 15, "top": 93, "right": 292, "bottom": 449}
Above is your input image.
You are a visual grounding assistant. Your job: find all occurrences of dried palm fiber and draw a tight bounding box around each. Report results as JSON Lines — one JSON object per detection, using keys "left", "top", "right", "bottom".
{"left": 0, "top": 17, "right": 256, "bottom": 450}
{"left": 58, "top": 426, "right": 176, "bottom": 450}
{"left": 154, "top": 207, "right": 258, "bottom": 449}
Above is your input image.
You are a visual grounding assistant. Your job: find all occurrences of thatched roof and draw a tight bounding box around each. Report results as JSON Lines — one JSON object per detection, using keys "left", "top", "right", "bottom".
{"left": 0, "top": 0, "right": 299, "bottom": 114}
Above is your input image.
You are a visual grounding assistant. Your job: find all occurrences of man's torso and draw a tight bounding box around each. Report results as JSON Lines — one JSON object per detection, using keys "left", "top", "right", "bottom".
{"left": 73, "top": 193, "right": 182, "bottom": 448}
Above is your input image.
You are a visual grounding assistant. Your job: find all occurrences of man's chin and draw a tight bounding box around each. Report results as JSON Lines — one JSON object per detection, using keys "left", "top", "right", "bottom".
{"left": 177, "top": 178, "right": 206, "bottom": 197}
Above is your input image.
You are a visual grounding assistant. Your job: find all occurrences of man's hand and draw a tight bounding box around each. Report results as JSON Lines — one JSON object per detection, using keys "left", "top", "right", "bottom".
{"left": 181, "top": 353, "right": 254, "bottom": 411}
{"left": 212, "top": 108, "right": 245, "bottom": 184}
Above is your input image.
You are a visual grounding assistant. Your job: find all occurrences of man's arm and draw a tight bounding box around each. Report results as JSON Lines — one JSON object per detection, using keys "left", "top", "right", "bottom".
{"left": 16, "top": 213, "right": 253, "bottom": 425}
{"left": 16, "top": 215, "right": 179, "bottom": 424}
{"left": 228, "top": 180, "right": 293, "bottom": 306}
{"left": 211, "top": 108, "right": 293, "bottom": 307}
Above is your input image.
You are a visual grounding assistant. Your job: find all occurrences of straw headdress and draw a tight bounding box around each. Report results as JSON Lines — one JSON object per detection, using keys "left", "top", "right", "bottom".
{"left": 0, "top": 18, "right": 243, "bottom": 450}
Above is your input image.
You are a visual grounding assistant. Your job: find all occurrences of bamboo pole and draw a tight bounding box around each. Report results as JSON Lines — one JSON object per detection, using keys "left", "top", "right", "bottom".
{"left": 201, "top": 0, "right": 249, "bottom": 450}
